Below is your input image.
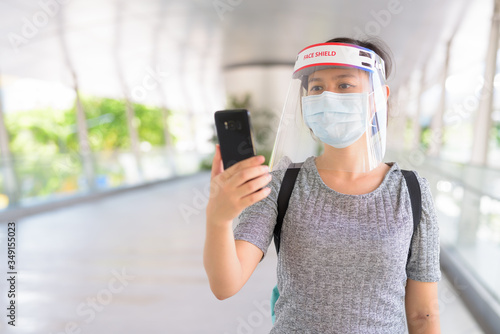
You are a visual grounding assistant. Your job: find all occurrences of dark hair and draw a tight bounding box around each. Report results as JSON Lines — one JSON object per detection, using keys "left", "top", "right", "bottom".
{"left": 324, "top": 37, "right": 393, "bottom": 79}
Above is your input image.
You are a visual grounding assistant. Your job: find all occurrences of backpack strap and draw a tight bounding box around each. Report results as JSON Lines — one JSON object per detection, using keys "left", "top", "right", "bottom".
{"left": 274, "top": 162, "right": 303, "bottom": 254}
{"left": 401, "top": 170, "right": 422, "bottom": 262}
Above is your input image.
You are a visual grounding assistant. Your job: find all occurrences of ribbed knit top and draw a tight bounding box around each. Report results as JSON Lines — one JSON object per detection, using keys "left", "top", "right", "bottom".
{"left": 234, "top": 156, "right": 441, "bottom": 333}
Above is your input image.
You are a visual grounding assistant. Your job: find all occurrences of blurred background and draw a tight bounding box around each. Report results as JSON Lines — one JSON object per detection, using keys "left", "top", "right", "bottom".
{"left": 0, "top": 0, "right": 499, "bottom": 333}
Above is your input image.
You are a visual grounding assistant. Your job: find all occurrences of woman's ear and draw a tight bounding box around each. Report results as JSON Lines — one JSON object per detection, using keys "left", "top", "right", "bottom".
{"left": 385, "top": 85, "right": 390, "bottom": 99}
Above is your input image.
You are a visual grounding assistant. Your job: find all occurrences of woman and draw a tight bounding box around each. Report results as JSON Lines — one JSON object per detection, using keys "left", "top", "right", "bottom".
{"left": 204, "top": 37, "right": 441, "bottom": 333}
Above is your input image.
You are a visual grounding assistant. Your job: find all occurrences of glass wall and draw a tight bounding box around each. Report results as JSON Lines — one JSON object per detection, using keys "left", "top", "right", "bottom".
{"left": 0, "top": 75, "right": 215, "bottom": 211}
{"left": 387, "top": 0, "right": 500, "bottom": 308}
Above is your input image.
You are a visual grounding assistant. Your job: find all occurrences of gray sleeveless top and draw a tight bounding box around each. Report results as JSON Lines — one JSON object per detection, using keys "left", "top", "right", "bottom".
{"left": 234, "top": 156, "right": 441, "bottom": 333}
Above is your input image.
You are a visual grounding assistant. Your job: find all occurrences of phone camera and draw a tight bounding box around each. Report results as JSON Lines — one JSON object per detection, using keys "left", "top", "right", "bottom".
{"left": 226, "top": 120, "right": 242, "bottom": 131}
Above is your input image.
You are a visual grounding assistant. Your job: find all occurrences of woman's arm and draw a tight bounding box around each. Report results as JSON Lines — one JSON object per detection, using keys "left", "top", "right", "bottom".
{"left": 203, "top": 145, "right": 271, "bottom": 300}
{"left": 204, "top": 222, "right": 264, "bottom": 300}
{"left": 405, "top": 279, "right": 440, "bottom": 334}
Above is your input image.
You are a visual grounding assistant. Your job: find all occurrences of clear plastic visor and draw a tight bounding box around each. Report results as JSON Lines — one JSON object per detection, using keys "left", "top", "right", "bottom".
{"left": 269, "top": 64, "right": 388, "bottom": 173}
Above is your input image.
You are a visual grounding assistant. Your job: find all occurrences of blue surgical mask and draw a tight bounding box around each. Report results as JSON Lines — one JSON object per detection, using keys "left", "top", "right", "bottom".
{"left": 302, "top": 91, "right": 370, "bottom": 148}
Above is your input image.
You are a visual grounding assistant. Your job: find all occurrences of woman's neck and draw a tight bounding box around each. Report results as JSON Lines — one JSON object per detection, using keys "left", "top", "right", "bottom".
{"left": 314, "top": 138, "right": 382, "bottom": 181}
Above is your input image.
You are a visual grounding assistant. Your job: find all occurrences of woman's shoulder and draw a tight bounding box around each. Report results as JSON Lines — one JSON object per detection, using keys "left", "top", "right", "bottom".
{"left": 272, "top": 155, "right": 315, "bottom": 169}
{"left": 270, "top": 155, "right": 293, "bottom": 172}
{"left": 388, "top": 162, "right": 432, "bottom": 196}
{"left": 270, "top": 155, "right": 315, "bottom": 175}
{"left": 268, "top": 156, "right": 315, "bottom": 188}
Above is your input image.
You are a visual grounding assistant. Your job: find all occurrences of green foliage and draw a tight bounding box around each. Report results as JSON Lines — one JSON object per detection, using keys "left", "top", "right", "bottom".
{"left": 403, "top": 118, "right": 413, "bottom": 147}
{"left": 4, "top": 95, "right": 176, "bottom": 201}
{"left": 77, "top": 97, "right": 129, "bottom": 150}
{"left": 6, "top": 108, "right": 71, "bottom": 156}
{"left": 420, "top": 125, "right": 431, "bottom": 150}
{"left": 496, "top": 123, "right": 500, "bottom": 147}
{"left": 227, "top": 93, "right": 251, "bottom": 109}
{"left": 67, "top": 96, "right": 170, "bottom": 151}
{"left": 134, "top": 102, "right": 167, "bottom": 146}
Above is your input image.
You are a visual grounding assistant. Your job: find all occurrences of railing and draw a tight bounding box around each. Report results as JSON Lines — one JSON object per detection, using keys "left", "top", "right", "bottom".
{"left": 0, "top": 148, "right": 209, "bottom": 212}
{"left": 387, "top": 150, "right": 500, "bottom": 333}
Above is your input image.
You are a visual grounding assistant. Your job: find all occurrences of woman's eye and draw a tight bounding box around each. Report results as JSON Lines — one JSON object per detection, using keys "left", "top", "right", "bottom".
{"left": 339, "top": 83, "right": 354, "bottom": 89}
{"left": 309, "top": 86, "right": 323, "bottom": 92}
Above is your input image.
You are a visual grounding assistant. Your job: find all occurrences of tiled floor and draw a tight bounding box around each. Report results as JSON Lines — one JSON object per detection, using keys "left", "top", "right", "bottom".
{"left": 0, "top": 172, "right": 484, "bottom": 333}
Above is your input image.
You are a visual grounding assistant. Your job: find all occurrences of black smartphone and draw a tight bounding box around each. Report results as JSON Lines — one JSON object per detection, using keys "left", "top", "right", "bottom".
{"left": 214, "top": 109, "right": 256, "bottom": 170}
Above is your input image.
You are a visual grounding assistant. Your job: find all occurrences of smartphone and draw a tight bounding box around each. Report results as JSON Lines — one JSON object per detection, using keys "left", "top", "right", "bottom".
{"left": 214, "top": 109, "right": 256, "bottom": 170}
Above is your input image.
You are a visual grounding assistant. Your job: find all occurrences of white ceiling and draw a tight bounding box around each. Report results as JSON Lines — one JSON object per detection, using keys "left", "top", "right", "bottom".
{"left": 0, "top": 0, "right": 470, "bottom": 109}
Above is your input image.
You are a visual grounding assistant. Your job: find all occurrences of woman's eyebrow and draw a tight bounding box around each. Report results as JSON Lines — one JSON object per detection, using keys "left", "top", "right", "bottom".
{"left": 308, "top": 77, "right": 323, "bottom": 83}
{"left": 334, "top": 74, "right": 357, "bottom": 79}
{"left": 308, "top": 74, "right": 357, "bottom": 83}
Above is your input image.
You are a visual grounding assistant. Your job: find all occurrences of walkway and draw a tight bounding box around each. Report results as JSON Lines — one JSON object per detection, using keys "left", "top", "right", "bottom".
{"left": 0, "top": 172, "right": 483, "bottom": 333}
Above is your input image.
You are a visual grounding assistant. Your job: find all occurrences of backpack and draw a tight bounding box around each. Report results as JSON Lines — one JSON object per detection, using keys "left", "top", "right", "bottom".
{"left": 270, "top": 162, "right": 422, "bottom": 324}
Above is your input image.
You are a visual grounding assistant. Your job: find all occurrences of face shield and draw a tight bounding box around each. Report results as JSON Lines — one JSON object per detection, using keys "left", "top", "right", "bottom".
{"left": 269, "top": 42, "right": 388, "bottom": 173}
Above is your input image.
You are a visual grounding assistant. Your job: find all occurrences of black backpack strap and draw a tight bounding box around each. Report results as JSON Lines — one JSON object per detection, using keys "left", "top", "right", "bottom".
{"left": 274, "top": 162, "right": 303, "bottom": 254}
{"left": 401, "top": 170, "right": 422, "bottom": 263}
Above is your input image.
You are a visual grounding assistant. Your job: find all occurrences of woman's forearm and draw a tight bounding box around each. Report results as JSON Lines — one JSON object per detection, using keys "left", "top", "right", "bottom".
{"left": 203, "top": 218, "right": 243, "bottom": 300}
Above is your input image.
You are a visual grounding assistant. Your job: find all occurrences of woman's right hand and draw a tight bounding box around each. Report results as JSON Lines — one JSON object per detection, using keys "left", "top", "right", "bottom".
{"left": 206, "top": 144, "right": 272, "bottom": 225}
